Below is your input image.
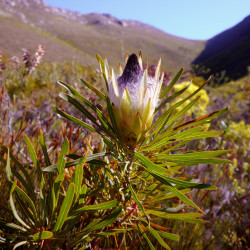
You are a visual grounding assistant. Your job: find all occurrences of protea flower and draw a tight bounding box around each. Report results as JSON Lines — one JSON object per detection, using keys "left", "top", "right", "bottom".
{"left": 99, "top": 52, "right": 164, "bottom": 147}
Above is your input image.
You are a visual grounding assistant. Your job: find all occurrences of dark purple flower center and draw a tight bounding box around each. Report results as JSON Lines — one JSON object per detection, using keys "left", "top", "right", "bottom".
{"left": 118, "top": 54, "right": 142, "bottom": 87}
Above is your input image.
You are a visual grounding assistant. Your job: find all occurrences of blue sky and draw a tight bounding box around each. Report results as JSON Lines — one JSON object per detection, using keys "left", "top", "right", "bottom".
{"left": 45, "top": 0, "right": 250, "bottom": 40}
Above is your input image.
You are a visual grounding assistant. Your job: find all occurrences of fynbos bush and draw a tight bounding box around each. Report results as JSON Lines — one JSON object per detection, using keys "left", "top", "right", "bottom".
{"left": 1, "top": 52, "right": 231, "bottom": 249}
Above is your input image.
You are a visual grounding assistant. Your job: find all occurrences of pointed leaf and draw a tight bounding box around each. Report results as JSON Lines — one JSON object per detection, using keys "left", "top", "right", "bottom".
{"left": 54, "top": 183, "right": 75, "bottom": 232}
{"left": 157, "top": 230, "right": 180, "bottom": 242}
{"left": 54, "top": 107, "right": 97, "bottom": 132}
{"left": 73, "top": 157, "right": 86, "bottom": 202}
{"left": 68, "top": 200, "right": 118, "bottom": 221}
{"left": 128, "top": 183, "right": 149, "bottom": 222}
{"left": 80, "top": 78, "right": 106, "bottom": 100}
{"left": 160, "top": 68, "right": 183, "bottom": 99}
{"left": 134, "top": 152, "right": 172, "bottom": 176}
{"left": 57, "top": 140, "right": 69, "bottom": 173}
{"left": 138, "top": 224, "right": 155, "bottom": 250}
{"left": 33, "top": 231, "right": 53, "bottom": 241}
{"left": 9, "top": 180, "right": 31, "bottom": 229}
{"left": 145, "top": 223, "right": 170, "bottom": 250}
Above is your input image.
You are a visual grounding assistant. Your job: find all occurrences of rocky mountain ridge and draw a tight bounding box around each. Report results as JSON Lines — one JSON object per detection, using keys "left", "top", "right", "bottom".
{"left": 0, "top": 0, "right": 204, "bottom": 72}
{"left": 193, "top": 15, "right": 250, "bottom": 80}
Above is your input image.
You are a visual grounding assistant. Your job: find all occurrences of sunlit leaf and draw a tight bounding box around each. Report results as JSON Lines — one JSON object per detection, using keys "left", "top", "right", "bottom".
{"left": 33, "top": 231, "right": 53, "bottom": 240}
{"left": 134, "top": 152, "right": 173, "bottom": 176}
{"left": 138, "top": 224, "right": 155, "bottom": 250}
{"left": 159, "top": 68, "right": 183, "bottom": 99}
{"left": 54, "top": 183, "right": 75, "bottom": 233}
{"left": 146, "top": 209, "right": 203, "bottom": 221}
{"left": 128, "top": 183, "right": 149, "bottom": 222}
{"left": 9, "top": 180, "right": 31, "bottom": 229}
{"left": 157, "top": 230, "right": 180, "bottom": 241}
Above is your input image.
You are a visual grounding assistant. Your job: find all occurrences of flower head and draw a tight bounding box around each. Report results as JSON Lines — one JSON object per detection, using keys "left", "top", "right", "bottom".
{"left": 100, "top": 52, "right": 164, "bottom": 147}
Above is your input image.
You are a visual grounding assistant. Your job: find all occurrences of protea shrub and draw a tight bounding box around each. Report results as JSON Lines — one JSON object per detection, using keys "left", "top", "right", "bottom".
{"left": 2, "top": 52, "right": 231, "bottom": 249}
{"left": 106, "top": 53, "right": 163, "bottom": 147}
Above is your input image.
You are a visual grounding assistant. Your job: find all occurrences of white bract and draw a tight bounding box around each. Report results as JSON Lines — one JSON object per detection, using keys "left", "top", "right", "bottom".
{"left": 99, "top": 53, "right": 164, "bottom": 146}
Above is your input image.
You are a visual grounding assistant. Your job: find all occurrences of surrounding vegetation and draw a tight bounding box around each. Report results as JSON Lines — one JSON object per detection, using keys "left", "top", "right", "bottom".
{"left": 0, "top": 46, "right": 249, "bottom": 249}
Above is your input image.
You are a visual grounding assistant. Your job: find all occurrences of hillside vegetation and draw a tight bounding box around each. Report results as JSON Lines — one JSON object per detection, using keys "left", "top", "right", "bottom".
{"left": 193, "top": 15, "right": 250, "bottom": 81}
{"left": 0, "top": 0, "right": 205, "bottom": 73}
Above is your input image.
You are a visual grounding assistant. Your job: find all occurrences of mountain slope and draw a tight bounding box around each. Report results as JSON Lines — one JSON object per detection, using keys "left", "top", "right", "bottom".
{"left": 0, "top": 0, "right": 205, "bottom": 73}
{"left": 193, "top": 15, "right": 250, "bottom": 80}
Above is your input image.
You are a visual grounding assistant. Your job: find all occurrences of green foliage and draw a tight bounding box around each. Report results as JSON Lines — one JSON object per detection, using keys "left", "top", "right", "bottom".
{"left": 0, "top": 53, "right": 248, "bottom": 249}
{"left": 1, "top": 133, "right": 119, "bottom": 249}
{"left": 45, "top": 54, "right": 230, "bottom": 248}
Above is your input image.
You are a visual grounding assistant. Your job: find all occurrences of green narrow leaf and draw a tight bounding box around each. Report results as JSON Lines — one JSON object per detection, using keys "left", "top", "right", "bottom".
{"left": 1, "top": 146, "right": 36, "bottom": 202}
{"left": 54, "top": 183, "right": 75, "bottom": 232}
{"left": 33, "top": 231, "right": 53, "bottom": 240}
{"left": 181, "top": 218, "right": 207, "bottom": 224}
{"left": 58, "top": 82, "right": 115, "bottom": 136}
{"left": 142, "top": 127, "right": 203, "bottom": 151}
{"left": 68, "top": 200, "right": 118, "bottom": 220}
{"left": 12, "top": 193, "right": 36, "bottom": 227}
{"left": 43, "top": 152, "right": 108, "bottom": 172}
{"left": 57, "top": 140, "right": 69, "bottom": 173}
{"left": 73, "top": 157, "right": 86, "bottom": 203}
{"left": 151, "top": 172, "right": 216, "bottom": 190}
{"left": 24, "top": 135, "right": 43, "bottom": 181}
{"left": 154, "top": 149, "right": 231, "bottom": 162}
{"left": 71, "top": 206, "right": 122, "bottom": 246}
{"left": 157, "top": 81, "right": 190, "bottom": 111}
{"left": 81, "top": 77, "right": 106, "bottom": 100}
{"left": 39, "top": 129, "right": 53, "bottom": 217}
{"left": 138, "top": 159, "right": 216, "bottom": 191}
{"left": 96, "top": 54, "right": 109, "bottom": 91}
{"left": 138, "top": 224, "right": 155, "bottom": 250}
{"left": 50, "top": 146, "right": 74, "bottom": 225}
{"left": 145, "top": 223, "right": 171, "bottom": 250}
{"left": 150, "top": 190, "right": 190, "bottom": 203}
{"left": 6, "top": 148, "right": 11, "bottom": 180}
{"left": 141, "top": 164, "right": 205, "bottom": 212}
{"left": 9, "top": 181, "right": 37, "bottom": 216}
{"left": 52, "top": 170, "right": 65, "bottom": 214}
{"left": 156, "top": 177, "right": 204, "bottom": 213}
{"left": 159, "top": 68, "right": 183, "bottom": 99}
{"left": 151, "top": 126, "right": 203, "bottom": 148}
{"left": 165, "top": 95, "right": 200, "bottom": 126}
{"left": 134, "top": 152, "right": 172, "bottom": 176}
{"left": 146, "top": 210, "right": 203, "bottom": 221}
{"left": 173, "top": 107, "right": 228, "bottom": 131}
{"left": 9, "top": 180, "right": 31, "bottom": 229}
{"left": 54, "top": 107, "right": 97, "bottom": 132}
{"left": 128, "top": 184, "right": 149, "bottom": 222}
{"left": 157, "top": 230, "right": 180, "bottom": 242}
{"left": 24, "top": 135, "right": 46, "bottom": 217}
{"left": 11, "top": 168, "right": 35, "bottom": 206}
{"left": 94, "top": 228, "right": 132, "bottom": 236}
{"left": 39, "top": 129, "right": 51, "bottom": 167}
{"left": 106, "top": 97, "right": 121, "bottom": 140}
{"left": 150, "top": 79, "right": 209, "bottom": 133}
{"left": 88, "top": 205, "right": 122, "bottom": 232}
{"left": 59, "top": 93, "right": 113, "bottom": 138}
{"left": 69, "top": 219, "right": 102, "bottom": 246}
{"left": 152, "top": 109, "right": 175, "bottom": 139}
{"left": 179, "top": 150, "right": 231, "bottom": 158}
{"left": 79, "top": 184, "right": 87, "bottom": 205}
{"left": 153, "top": 155, "right": 231, "bottom": 166}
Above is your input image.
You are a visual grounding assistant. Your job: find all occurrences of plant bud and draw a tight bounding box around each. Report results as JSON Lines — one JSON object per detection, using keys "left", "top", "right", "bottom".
{"left": 101, "top": 53, "right": 164, "bottom": 147}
